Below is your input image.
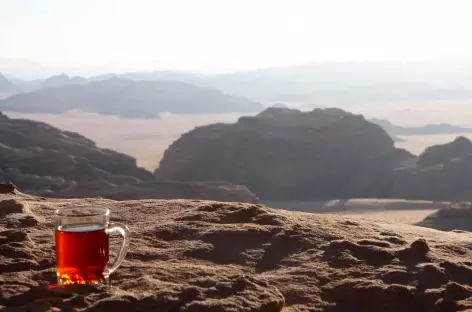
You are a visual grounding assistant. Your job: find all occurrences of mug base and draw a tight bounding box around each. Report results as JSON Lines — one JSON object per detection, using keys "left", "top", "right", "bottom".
{"left": 57, "top": 275, "right": 110, "bottom": 286}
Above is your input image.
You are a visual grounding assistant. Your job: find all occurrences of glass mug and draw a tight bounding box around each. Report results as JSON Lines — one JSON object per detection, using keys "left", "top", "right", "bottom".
{"left": 54, "top": 206, "right": 130, "bottom": 285}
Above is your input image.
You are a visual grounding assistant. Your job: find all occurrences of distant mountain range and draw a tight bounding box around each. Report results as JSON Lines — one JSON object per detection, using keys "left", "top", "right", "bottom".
{"left": 7, "top": 74, "right": 98, "bottom": 93}
{"left": 0, "top": 73, "right": 19, "bottom": 93}
{"left": 0, "top": 77, "right": 263, "bottom": 117}
{"left": 100, "top": 62, "right": 472, "bottom": 103}
{"left": 91, "top": 71, "right": 204, "bottom": 85}
{"left": 298, "top": 83, "right": 472, "bottom": 107}
{"left": 4, "top": 60, "right": 472, "bottom": 102}
{"left": 371, "top": 119, "right": 472, "bottom": 137}
{"left": 39, "top": 74, "right": 88, "bottom": 89}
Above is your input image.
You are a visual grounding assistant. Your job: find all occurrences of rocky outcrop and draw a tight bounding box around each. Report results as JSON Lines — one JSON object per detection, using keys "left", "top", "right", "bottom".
{"left": 0, "top": 116, "right": 261, "bottom": 203}
{"left": 156, "top": 107, "right": 416, "bottom": 200}
{"left": 418, "top": 202, "right": 472, "bottom": 232}
{"left": 3, "top": 189, "right": 472, "bottom": 311}
{"left": 418, "top": 136, "right": 472, "bottom": 168}
{"left": 0, "top": 113, "right": 153, "bottom": 193}
{"left": 392, "top": 137, "right": 472, "bottom": 201}
{"left": 156, "top": 107, "right": 472, "bottom": 202}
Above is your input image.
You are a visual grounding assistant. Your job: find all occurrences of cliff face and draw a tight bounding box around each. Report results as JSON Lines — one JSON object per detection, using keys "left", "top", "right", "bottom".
{"left": 156, "top": 108, "right": 416, "bottom": 200}
{"left": 0, "top": 113, "right": 153, "bottom": 194}
{"left": 0, "top": 115, "right": 261, "bottom": 203}
{"left": 418, "top": 136, "right": 472, "bottom": 168}
{"left": 392, "top": 137, "right": 472, "bottom": 201}
{"left": 3, "top": 188, "right": 472, "bottom": 311}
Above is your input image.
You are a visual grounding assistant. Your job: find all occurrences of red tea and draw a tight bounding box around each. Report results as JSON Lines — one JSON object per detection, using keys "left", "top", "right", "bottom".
{"left": 55, "top": 224, "right": 109, "bottom": 285}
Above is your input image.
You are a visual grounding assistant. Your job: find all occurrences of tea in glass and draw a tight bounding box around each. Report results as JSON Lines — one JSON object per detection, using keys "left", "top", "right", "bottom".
{"left": 54, "top": 207, "right": 129, "bottom": 285}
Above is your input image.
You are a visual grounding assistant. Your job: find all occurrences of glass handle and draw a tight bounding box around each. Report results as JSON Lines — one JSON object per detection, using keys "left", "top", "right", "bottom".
{"left": 106, "top": 222, "right": 130, "bottom": 275}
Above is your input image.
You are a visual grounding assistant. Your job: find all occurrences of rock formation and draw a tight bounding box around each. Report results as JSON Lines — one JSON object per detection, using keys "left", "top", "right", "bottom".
{"left": 392, "top": 137, "right": 472, "bottom": 201}
{"left": 3, "top": 186, "right": 472, "bottom": 311}
{"left": 156, "top": 107, "right": 417, "bottom": 200}
{"left": 418, "top": 136, "right": 472, "bottom": 168}
{"left": 0, "top": 113, "right": 152, "bottom": 192}
{"left": 418, "top": 202, "right": 472, "bottom": 232}
{"left": 156, "top": 107, "right": 472, "bottom": 202}
{"left": 0, "top": 115, "right": 258, "bottom": 203}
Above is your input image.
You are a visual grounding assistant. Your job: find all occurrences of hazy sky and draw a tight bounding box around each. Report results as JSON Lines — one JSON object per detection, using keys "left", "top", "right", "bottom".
{"left": 1, "top": 0, "right": 471, "bottom": 73}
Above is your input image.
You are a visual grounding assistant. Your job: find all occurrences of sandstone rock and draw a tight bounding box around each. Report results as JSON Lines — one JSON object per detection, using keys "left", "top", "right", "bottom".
{"left": 0, "top": 198, "right": 24, "bottom": 216}
{"left": 2, "top": 191, "right": 472, "bottom": 311}
{"left": 156, "top": 107, "right": 472, "bottom": 202}
{"left": 0, "top": 114, "right": 153, "bottom": 193}
{"left": 156, "top": 107, "right": 416, "bottom": 200}
{"left": 0, "top": 115, "right": 258, "bottom": 203}
{"left": 418, "top": 136, "right": 472, "bottom": 168}
{"left": 418, "top": 202, "right": 472, "bottom": 231}
{"left": 393, "top": 137, "right": 472, "bottom": 201}
{"left": 0, "top": 181, "right": 16, "bottom": 194}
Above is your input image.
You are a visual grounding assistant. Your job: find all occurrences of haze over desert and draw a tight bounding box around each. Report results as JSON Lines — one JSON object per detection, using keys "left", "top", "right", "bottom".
{"left": 6, "top": 99, "right": 472, "bottom": 171}
{"left": 5, "top": 110, "right": 250, "bottom": 170}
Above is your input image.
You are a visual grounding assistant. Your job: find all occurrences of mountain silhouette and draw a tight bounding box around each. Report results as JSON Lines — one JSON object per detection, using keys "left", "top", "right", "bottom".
{"left": 0, "top": 73, "right": 19, "bottom": 93}
{"left": 371, "top": 118, "right": 472, "bottom": 136}
{"left": 0, "top": 77, "right": 263, "bottom": 117}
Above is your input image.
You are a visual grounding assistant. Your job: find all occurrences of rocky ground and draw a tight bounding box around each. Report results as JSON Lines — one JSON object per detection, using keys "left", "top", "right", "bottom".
{"left": 2, "top": 186, "right": 472, "bottom": 311}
